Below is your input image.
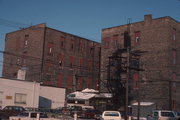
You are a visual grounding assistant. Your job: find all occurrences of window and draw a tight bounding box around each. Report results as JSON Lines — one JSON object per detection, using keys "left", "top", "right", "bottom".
{"left": 60, "top": 36, "right": 65, "bottom": 48}
{"left": 103, "top": 37, "right": 110, "bottom": 48}
{"left": 153, "top": 112, "right": 158, "bottom": 117}
{"left": 15, "top": 93, "right": 27, "bottom": 104}
{"left": 22, "top": 54, "right": 27, "bottom": 66}
{"left": 133, "top": 73, "right": 139, "bottom": 89}
{"left": 113, "top": 34, "right": 119, "bottom": 47}
{"left": 89, "top": 42, "right": 94, "bottom": 55}
{"left": 16, "top": 37, "right": 20, "bottom": 49}
{"left": 17, "top": 58, "right": 20, "bottom": 66}
{"left": 58, "top": 73, "right": 63, "bottom": 87}
{"left": 24, "top": 34, "right": 29, "bottom": 47}
{"left": 68, "top": 75, "right": 73, "bottom": 89}
{"left": 134, "top": 31, "right": 141, "bottom": 45}
{"left": 24, "top": 40, "right": 28, "bottom": 46}
{"left": 70, "top": 39, "right": 74, "bottom": 50}
{"left": 79, "top": 41, "right": 84, "bottom": 53}
{"left": 172, "top": 28, "right": 176, "bottom": 41}
{"left": 172, "top": 73, "right": 176, "bottom": 81}
{"left": 59, "top": 53, "right": 64, "bottom": 68}
{"left": 79, "top": 58, "right": 84, "bottom": 70}
{"left": 172, "top": 49, "right": 176, "bottom": 65}
{"left": 69, "top": 56, "right": 75, "bottom": 68}
{"left": 46, "top": 61, "right": 53, "bottom": 73}
{"left": 87, "top": 78, "right": 92, "bottom": 88}
{"left": 78, "top": 77, "right": 83, "bottom": 90}
{"left": 88, "top": 60, "right": 92, "bottom": 72}
{"left": 48, "top": 42, "right": 53, "bottom": 55}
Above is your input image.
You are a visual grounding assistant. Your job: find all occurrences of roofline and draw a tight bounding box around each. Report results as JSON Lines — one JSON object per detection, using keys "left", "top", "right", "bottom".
{"left": 102, "top": 16, "right": 179, "bottom": 31}
{"left": 46, "top": 27, "right": 100, "bottom": 44}
{"left": 6, "top": 23, "right": 46, "bottom": 35}
{"left": 0, "top": 77, "right": 41, "bottom": 83}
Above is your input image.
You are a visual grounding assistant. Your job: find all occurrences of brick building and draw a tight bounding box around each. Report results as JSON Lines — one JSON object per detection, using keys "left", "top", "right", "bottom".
{"left": 101, "top": 15, "right": 180, "bottom": 110}
{"left": 2, "top": 24, "right": 101, "bottom": 92}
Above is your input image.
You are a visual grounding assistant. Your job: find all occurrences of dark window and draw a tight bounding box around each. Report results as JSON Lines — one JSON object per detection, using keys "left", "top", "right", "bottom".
{"left": 124, "top": 31, "right": 131, "bottom": 48}
{"left": 60, "top": 36, "right": 65, "bottom": 48}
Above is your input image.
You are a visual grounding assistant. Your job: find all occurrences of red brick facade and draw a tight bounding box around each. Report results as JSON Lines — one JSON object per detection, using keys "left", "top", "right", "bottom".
{"left": 2, "top": 24, "right": 101, "bottom": 93}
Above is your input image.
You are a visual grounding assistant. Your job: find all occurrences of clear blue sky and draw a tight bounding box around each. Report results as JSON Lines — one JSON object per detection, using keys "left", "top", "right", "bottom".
{"left": 0, "top": 0, "right": 180, "bottom": 76}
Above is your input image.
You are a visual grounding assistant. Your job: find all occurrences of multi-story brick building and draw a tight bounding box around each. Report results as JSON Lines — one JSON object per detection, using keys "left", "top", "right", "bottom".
{"left": 101, "top": 15, "right": 180, "bottom": 110}
{"left": 2, "top": 23, "right": 101, "bottom": 93}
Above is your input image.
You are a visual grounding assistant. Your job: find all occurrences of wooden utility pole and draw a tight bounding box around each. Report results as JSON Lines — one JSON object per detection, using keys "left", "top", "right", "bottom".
{"left": 125, "top": 47, "right": 130, "bottom": 120}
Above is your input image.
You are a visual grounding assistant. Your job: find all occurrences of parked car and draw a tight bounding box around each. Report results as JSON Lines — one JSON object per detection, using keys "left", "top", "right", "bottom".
{"left": 0, "top": 105, "right": 25, "bottom": 120}
{"left": 102, "top": 111, "right": 121, "bottom": 120}
{"left": 9, "top": 111, "right": 58, "bottom": 120}
{"left": 79, "top": 109, "right": 102, "bottom": 119}
{"left": 174, "top": 111, "right": 180, "bottom": 120}
{"left": 70, "top": 106, "right": 83, "bottom": 118}
{"left": 147, "top": 110, "right": 176, "bottom": 120}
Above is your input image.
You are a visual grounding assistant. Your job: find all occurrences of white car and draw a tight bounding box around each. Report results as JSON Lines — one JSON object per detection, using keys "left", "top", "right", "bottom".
{"left": 102, "top": 111, "right": 121, "bottom": 120}
{"left": 9, "top": 111, "right": 58, "bottom": 120}
{"left": 147, "top": 110, "right": 176, "bottom": 120}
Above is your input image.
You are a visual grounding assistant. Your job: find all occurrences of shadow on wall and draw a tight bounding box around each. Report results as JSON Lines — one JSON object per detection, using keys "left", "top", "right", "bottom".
{"left": 39, "top": 96, "right": 52, "bottom": 108}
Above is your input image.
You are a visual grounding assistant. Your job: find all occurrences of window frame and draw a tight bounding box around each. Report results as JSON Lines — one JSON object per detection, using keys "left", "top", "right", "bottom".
{"left": 14, "top": 93, "right": 27, "bottom": 104}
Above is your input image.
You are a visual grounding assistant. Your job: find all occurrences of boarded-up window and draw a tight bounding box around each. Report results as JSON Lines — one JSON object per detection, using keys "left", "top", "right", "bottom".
{"left": 133, "top": 73, "right": 139, "bottom": 89}
{"left": 15, "top": 93, "right": 27, "bottom": 104}
{"left": 58, "top": 73, "right": 63, "bottom": 87}
{"left": 68, "top": 75, "right": 73, "bottom": 89}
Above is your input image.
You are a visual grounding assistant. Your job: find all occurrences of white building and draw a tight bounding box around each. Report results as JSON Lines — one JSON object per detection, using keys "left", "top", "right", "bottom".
{"left": 0, "top": 78, "right": 66, "bottom": 109}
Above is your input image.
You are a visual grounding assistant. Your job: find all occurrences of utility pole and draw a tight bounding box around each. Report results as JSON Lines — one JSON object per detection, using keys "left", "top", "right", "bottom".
{"left": 125, "top": 47, "right": 130, "bottom": 120}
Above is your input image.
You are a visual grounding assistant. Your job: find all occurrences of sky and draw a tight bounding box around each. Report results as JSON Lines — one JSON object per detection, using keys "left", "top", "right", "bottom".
{"left": 0, "top": 0, "right": 180, "bottom": 76}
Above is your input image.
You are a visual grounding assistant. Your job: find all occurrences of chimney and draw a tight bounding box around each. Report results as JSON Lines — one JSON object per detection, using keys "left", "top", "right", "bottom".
{"left": 17, "top": 67, "right": 27, "bottom": 80}
{"left": 144, "top": 14, "right": 152, "bottom": 23}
